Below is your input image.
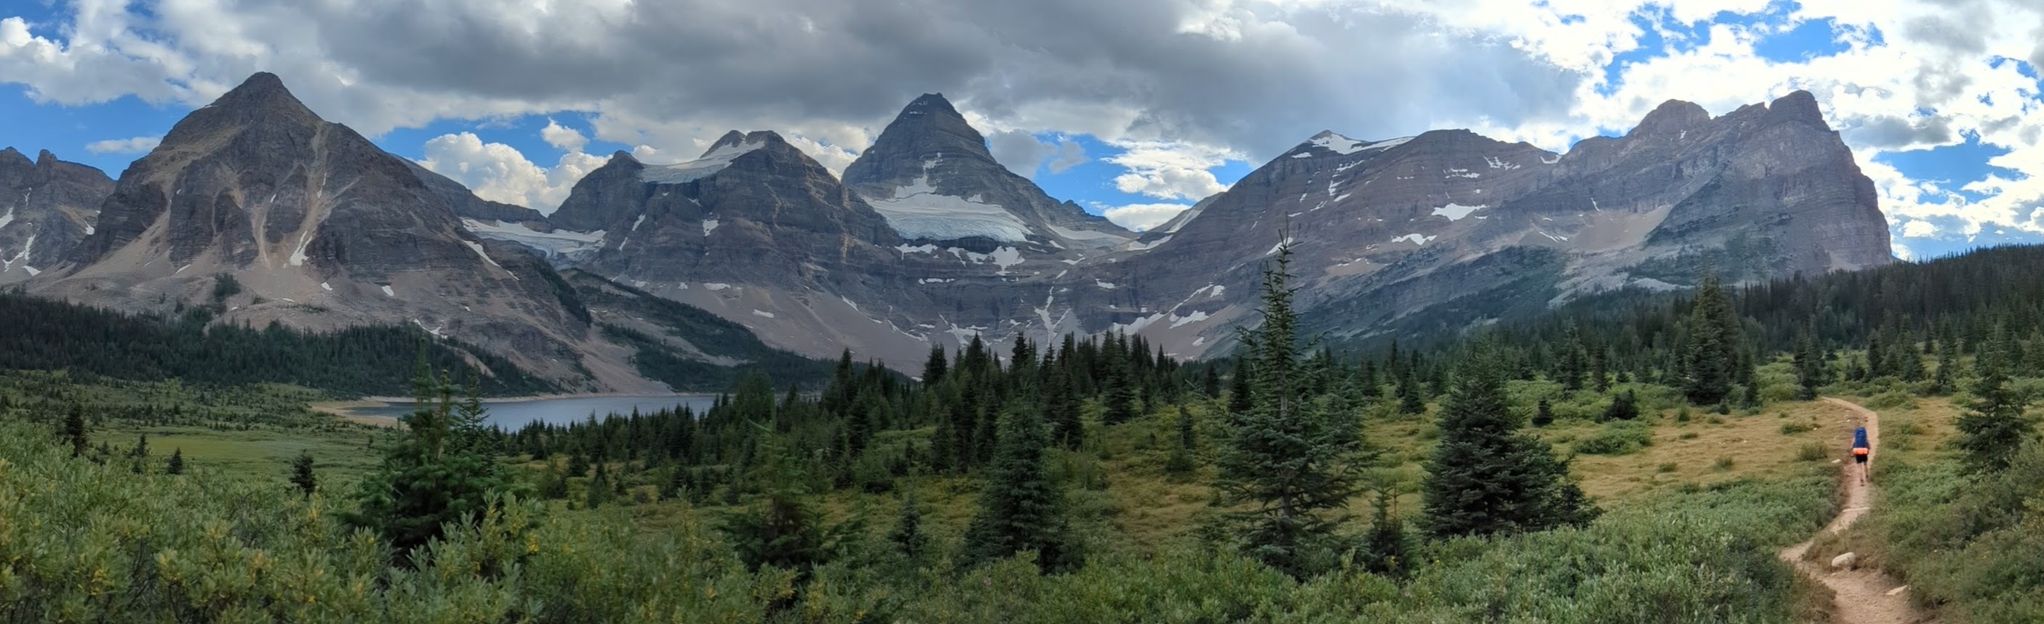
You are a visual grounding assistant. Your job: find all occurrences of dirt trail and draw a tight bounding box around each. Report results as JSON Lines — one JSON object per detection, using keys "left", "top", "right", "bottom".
{"left": 1775, "top": 397, "right": 1932, "bottom": 624}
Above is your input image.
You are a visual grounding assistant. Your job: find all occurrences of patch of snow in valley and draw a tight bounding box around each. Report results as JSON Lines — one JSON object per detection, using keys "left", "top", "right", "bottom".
{"left": 463, "top": 218, "right": 606, "bottom": 259}
{"left": 751, "top": 309, "right": 776, "bottom": 319}
{"left": 919, "top": 278, "right": 955, "bottom": 284}
{"left": 896, "top": 243, "right": 940, "bottom": 255}
{"left": 702, "top": 218, "right": 719, "bottom": 237}
{"left": 1483, "top": 156, "right": 1521, "bottom": 170}
{"left": 639, "top": 139, "right": 767, "bottom": 184}
{"left": 320, "top": 282, "right": 333, "bottom": 292}
{"left": 1095, "top": 280, "right": 1117, "bottom": 290}
{"left": 1170, "top": 311, "right": 1210, "bottom": 328}
{"left": 1445, "top": 168, "right": 1480, "bottom": 179}
{"left": 1390, "top": 233, "right": 1436, "bottom": 246}
{"left": 1123, "top": 236, "right": 1171, "bottom": 251}
{"left": 705, "top": 283, "right": 733, "bottom": 291}
{"left": 1431, "top": 203, "right": 1486, "bottom": 221}
{"left": 381, "top": 285, "right": 396, "bottom": 297}
{"left": 1047, "top": 224, "right": 1128, "bottom": 242}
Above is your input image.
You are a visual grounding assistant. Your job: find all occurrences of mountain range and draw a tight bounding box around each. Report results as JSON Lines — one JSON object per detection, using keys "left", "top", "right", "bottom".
{"left": 3, "top": 72, "right": 1894, "bottom": 388}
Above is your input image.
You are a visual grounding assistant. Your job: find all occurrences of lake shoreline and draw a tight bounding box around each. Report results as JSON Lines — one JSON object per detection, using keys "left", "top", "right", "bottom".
{"left": 312, "top": 393, "right": 720, "bottom": 429}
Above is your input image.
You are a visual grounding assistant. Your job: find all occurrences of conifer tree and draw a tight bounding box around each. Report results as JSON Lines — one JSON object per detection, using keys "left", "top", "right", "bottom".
{"left": 1102, "top": 349, "right": 1140, "bottom": 425}
{"left": 723, "top": 431, "right": 842, "bottom": 576}
{"left": 1045, "top": 366, "right": 1084, "bottom": 449}
{"left": 1422, "top": 344, "right": 1598, "bottom": 539}
{"left": 962, "top": 404, "right": 1073, "bottom": 572}
{"left": 1359, "top": 490, "right": 1411, "bottom": 578}
{"left": 62, "top": 403, "right": 87, "bottom": 457}
{"left": 290, "top": 450, "right": 318, "bottom": 497}
{"left": 1930, "top": 334, "right": 1958, "bottom": 395}
{"left": 1681, "top": 276, "right": 1740, "bottom": 405}
{"left": 922, "top": 345, "right": 949, "bottom": 386}
{"left": 1202, "top": 366, "right": 1222, "bottom": 398}
{"left": 1215, "top": 243, "right": 1364, "bottom": 578}
{"left": 1793, "top": 327, "right": 1826, "bottom": 400}
{"left": 1533, "top": 398, "right": 1554, "bottom": 427}
{"left": 1396, "top": 370, "right": 1427, "bottom": 415}
{"left": 1227, "top": 360, "right": 1253, "bottom": 417}
{"left": 1166, "top": 405, "right": 1197, "bottom": 476}
{"left": 166, "top": 448, "right": 184, "bottom": 475}
{"left": 890, "top": 491, "right": 930, "bottom": 563}
{"left": 346, "top": 355, "right": 513, "bottom": 557}
{"left": 1956, "top": 326, "right": 2036, "bottom": 473}
{"left": 587, "top": 462, "right": 611, "bottom": 509}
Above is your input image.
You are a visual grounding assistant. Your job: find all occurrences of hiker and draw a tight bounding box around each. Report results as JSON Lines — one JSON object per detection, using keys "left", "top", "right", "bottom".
{"left": 1850, "top": 419, "right": 1871, "bottom": 484}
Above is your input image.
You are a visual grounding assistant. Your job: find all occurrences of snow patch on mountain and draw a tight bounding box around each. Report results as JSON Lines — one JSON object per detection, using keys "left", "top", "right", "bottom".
{"left": 1431, "top": 203, "right": 1486, "bottom": 221}
{"left": 463, "top": 218, "right": 606, "bottom": 259}
{"left": 866, "top": 157, "right": 1031, "bottom": 242}
{"left": 639, "top": 139, "right": 767, "bottom": 184}
{"left": 461, "top": 240, "right": 503, "bottom": 269}
{"left": 1390, "top": 233, "right": 1436, "bottom": 246}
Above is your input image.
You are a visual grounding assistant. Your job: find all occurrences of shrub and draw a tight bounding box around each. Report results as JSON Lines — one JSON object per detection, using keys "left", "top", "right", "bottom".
{"left": 1796, "top": 442, "right": 1828, "bottom": 462}
{"left": 1575, "top": 422, "right": 1653, "bottom": 456}
{"left": 1779, "top": 421, "right": 1815, "bottom": 435}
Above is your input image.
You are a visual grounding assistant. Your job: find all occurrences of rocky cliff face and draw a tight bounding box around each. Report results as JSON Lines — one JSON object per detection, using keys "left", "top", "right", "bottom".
{"left": 0, "top": 149, "right": 113, "bottom": 284}
{"left": 30, "top": 72, "right": 736, "bottom": 391}
{"left": 468, "top": 89, "right": 1893, "bottom": 372}
{"left": 1089, "top": 90, "right": 1894, "bottom": 356}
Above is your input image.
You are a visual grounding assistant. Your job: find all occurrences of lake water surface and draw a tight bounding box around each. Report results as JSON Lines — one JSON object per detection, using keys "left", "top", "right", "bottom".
{"left": 340, "top": 394, "right": 719, "bottom": 429}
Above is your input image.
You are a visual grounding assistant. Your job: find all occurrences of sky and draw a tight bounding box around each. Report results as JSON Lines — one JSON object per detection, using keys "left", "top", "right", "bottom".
{"left": 3, "top": 1, "right": 2042, "bottom": 260}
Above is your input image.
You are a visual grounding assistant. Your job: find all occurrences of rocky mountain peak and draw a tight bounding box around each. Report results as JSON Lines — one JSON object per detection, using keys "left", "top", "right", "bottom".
{"left": 853, "top": 92, "right": 994, "bottom": 166}
{"left": 34, "top": 149, "right": 58, "bottom": 166}
{"left": 1767, "top": 90, "right": 1825, "bottom": 126}
{"left": 0, "top": 147, "right": 27, "bottom": 168}
{"left": 1633, "top": 99, "right": 1712, "bottom": 136}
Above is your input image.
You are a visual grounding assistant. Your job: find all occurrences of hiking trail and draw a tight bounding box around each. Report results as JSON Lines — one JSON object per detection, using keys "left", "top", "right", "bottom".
{"left": 1775, "top": 397, "right": 1932, "bottom": 624}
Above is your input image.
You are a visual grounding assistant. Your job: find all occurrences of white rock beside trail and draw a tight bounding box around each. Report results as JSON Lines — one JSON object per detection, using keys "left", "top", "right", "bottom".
{"left": 1831, "top": 552, "right": 1859, "bottom": 570}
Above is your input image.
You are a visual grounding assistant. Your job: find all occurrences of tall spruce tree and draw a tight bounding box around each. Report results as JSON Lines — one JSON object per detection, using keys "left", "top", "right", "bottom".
{"left": 1102, "top": 347, "right": 1140, "bottom": 425}
{"left": 1681, "top": 276, "right": 1740, "bottom": 405}
{"left": 922, "top": 346, "right": 949, "bottom": 386}
{"left": 1359, "top": 489, "right": 1411, "bottom": 578}
{"left": 962, "top": 403, "right": 1074, "bottom": 572}
{"left": 62, "top": 403, "right": 87, "bottom": 457}
{"left": 290, "top": 450, "right": 318, "bottom": 497}
{"left": 346, "top": 354, "right": 513, "bottom": 557}
{"left": 1931, "top": 333, "right": 1958, "bottom": 395}
{"left": 890, "top": 491, "right": 930, "bottom": 563}
{"left": 1166, "top": 404, "right": 1197, "bottom": 476}
{"left": 1956, "top": 325, "right": 2036, "bottom": 473}
{"left": 1214, "top": 243, "right": 1365, "bottom": 578}
{"left": 1793, "top": 326, "right": 1826, "bottom": 400}
{"left": 1045, "top": 366, "right": 1084, "bottom": 449}
{"left": 1422, "top": 344, "right": 1598, "bottom": 538}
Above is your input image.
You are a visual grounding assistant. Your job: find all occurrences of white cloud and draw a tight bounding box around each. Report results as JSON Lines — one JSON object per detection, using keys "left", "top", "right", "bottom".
{"left": 417, "top": 130, "right": 607, "bottom": 213}
{"left": 1105, "top": 141, "right": 1235, "bottom": 201}
{"left": 540, "top": 119, "right": 588, "bottom": 153}
{"left": 1102, "top": 202, "right": 1191, "bottom": 231}
{"left": 83, "top": 135, "right": 159, "bottom": 154}
{"left": 5, "top": 0, "right": 2044, "bottom": 250}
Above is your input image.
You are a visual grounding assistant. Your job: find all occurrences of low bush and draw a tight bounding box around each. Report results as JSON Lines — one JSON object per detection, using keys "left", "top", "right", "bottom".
{"left": 1574, "top": 421, "right": 1654, "bottom": 456}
